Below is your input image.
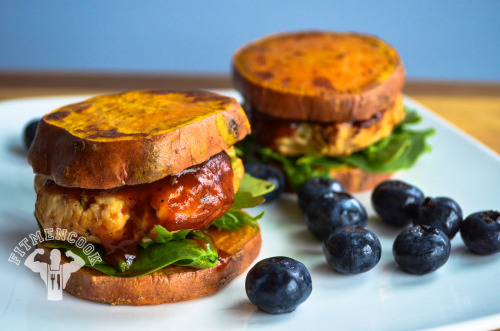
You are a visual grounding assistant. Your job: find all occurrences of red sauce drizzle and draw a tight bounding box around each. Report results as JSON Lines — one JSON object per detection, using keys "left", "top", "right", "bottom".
{"left": 43, "top": 151, "right": 235, "bottom": 267}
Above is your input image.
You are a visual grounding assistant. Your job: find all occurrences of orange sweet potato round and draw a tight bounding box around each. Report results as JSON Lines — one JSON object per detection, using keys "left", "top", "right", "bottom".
{"left": 232, "top": 31, "right": 405, "bottom": 122}
{"left": 28, "top": 89, "right": 251, "bottom": 189}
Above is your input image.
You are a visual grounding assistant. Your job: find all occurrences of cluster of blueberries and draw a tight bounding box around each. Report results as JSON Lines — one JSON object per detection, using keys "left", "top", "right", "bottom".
{"left": 372, "top": 180, "right": 500, "bottom": 274}
{"left": 244, "top": 163, "right": 500, "bottom": 314}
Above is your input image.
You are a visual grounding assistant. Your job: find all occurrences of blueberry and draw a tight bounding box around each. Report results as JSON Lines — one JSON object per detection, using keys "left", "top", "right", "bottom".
{"left": 415, "top": 197, "right": 463, "bottom": 239}
{"left": 245, "top": 256, "right": 312, "bottom": 314}
{"left": 305, "top": 191, "right": 367, "bottom": 241}
{"left": 372, "top": 180, "right": 425, "bottom": 227}
{"left": 460, "top": 210, "right": 500, "bottom": 255}
{"left": 393, "top": 225, "right": 451, "bottom": 275}
{"left": 323, "top": 226, "right": 381, "bottom": 275}
{"left": 244, "top": 163, "right": 285, "bottom": 202}
{"left": 23, "top": 119, "right": 40, "bottom": 151}
{"left": 298, "top": 177, "right": 344, "bottom": 211}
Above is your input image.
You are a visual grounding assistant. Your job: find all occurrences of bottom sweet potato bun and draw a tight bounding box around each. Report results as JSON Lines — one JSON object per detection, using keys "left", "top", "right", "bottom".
{"left": 39, "top": 225, "right": 262, "bottom": 305}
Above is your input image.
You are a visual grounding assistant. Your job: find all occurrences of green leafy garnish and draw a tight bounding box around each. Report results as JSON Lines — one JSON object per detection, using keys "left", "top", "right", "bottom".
{"left": 337, "top": 127, "right": 434, "bottom": 173}
{"left": 209, "top": 173, "right": 269, "bottom": 231}
{"left": 45, "top": 230, "right": 218, "bottom": 277}
{"left": 232, "top": 174, "right": 275, "bottom": 209}
{"left": 139, "top": 226, "right": 190, "bottom": 249}
{"left": 238, "top": 173, "right": 275, "bottom": 197}
{"left": 210, "top": 209, "right": 264, "bottom": 231}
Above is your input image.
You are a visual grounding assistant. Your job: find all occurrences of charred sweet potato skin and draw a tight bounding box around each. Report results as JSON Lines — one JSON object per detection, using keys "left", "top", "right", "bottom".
{"left": 232, "top": 31, "right": 405, "bottom": 122}
{"left": 28, "top": 89, "right": 251, "bottom": 189}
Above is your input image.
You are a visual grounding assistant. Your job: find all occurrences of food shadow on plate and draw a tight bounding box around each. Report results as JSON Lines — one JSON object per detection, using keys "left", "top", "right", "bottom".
{"left": 452, "top": 244, "right": 499, "bottom": 267}
{"left": 310, "top": 260, "right": 377, "bottom": 293}
{"left": 270, "top": 193, "right": 304, "bottom": 225}
{"left": 270, "top": 194, "right": 325, "bottom": 256}
{"left": 226, "top": 299, "right": 298, "bottom": 326}
{"left": 0, "top": 211, "right": 38, "bottom": 252}
{"left": 224, "top": 299, "right": 260, "bottom": 324}
{"left": 5, "top": 135, "right": 29, "bottom": 162}
{"left": 366, "top": 215, "right": 410, "bottom": 240}
{"left": 288, "top": 227, "right": 323, "bottom": 255}
{"left": 388, "top": 264, "right": 440, "bottom": 287}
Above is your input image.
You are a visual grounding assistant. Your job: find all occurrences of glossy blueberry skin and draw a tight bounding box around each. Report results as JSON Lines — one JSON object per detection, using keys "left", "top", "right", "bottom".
{"left": 372, "top": 180, "right": 425, "bottom": 227}
{"left": 244, "top": 163, "right": 285, "bottom": 203}
{"left": 305, "top": 192, "right": 368, "bottom": 241}
{"left": 23, "top": 119, "right": 40, "bottom": 151}
{"left": 393, "top": 225, "right": 451, "bottom": 275}
{"left": 245, "top": 256, "right": 312, "bottom": 314}
{"left": 323, "top": 226, "right": 381, "bottom": 275}
{"left": 298, "top": 177, "right": 344, "bottom": 211}
{"left": 460, "top": 210, "right": 500, "bottom": 255}
{"left": 415, "top": 197, "right": 463, "bottom": 239}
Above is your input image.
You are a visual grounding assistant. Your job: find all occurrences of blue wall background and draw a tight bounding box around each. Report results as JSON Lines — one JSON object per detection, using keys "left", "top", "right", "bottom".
{"left": 1, "top": 1, "right": 499, "bottom": 81}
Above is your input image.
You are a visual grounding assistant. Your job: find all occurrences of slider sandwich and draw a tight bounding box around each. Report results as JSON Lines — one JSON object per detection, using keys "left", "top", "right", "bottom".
{"left": 232, "top": 31, "right": 434, "bottom": 191}
{"left": 28, "top": 89, "right": 272, "bottom": 305}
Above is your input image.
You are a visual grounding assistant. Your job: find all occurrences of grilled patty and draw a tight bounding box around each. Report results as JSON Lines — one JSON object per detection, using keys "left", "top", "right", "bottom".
{"left": 250, "top": 94, "right": 405, "bottom": 157}
{"left": 34, "top": 151, "right": 243, "bottom": 248}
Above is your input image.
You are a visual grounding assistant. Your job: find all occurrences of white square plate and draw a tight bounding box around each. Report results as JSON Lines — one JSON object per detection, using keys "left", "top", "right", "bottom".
{"left": 1, "top": 90, "right": 499, "bottom": 331}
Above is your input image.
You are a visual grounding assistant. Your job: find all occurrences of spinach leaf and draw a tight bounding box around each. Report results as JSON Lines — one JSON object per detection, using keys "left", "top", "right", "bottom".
{"left": 338, "top": 128, "right": 434, "bottom": 173}
{"left": 210, "top": 209, "right": 264, "bottom": 231}
{"left": 238, "top": 173, "right": 275, "bottom": 198}
{"left": 44, "top": 230, "right": 217, "bottom": 278}
{"left": 231, "top": 173, "right": 275, "bottom": 209}
{"left": 139, "top": 226, "right": 190, "bottom": 249}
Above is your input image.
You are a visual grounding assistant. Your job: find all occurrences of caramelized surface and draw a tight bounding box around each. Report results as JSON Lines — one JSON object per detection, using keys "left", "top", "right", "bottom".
{"left": 234, "top": 31, "right": 400, "bottom": 94}
{"left": 35, "top": 152, "right": 236, "bottom": 266}
{"left": 44, "top": 89, "right": 239, "bottom": 142}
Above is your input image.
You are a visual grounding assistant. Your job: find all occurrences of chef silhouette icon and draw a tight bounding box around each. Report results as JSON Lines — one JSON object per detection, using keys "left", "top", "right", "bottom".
{"left": 24, "top": 248, "right": 85, "bottom": 301}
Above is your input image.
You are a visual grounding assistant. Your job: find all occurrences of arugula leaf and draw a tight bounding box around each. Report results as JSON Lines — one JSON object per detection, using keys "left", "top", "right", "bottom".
{"left": 232, "top": 173, "right": 275, "bottom": 209}
{"left": 238, "top": 173, "right": 275, "bottom": 198}
{"left": 139, "top": 226, "right": 190, "bottom": 249}
{"left": 232, "top": 191, "right": 265, "bottom": 209}
{"left": 210, "top": 209, "right": 264, "bottom": 231}
{"left": 44, "top": 230, "right": 218, "bottom": 278}
{"left": 400, "top": 108, "right": 421, "bottom": 125}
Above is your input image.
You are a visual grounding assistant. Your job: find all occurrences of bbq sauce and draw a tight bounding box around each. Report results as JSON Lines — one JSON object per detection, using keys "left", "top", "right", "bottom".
{"left": 41, "top": 151, "right": 235, "bottom": 267}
